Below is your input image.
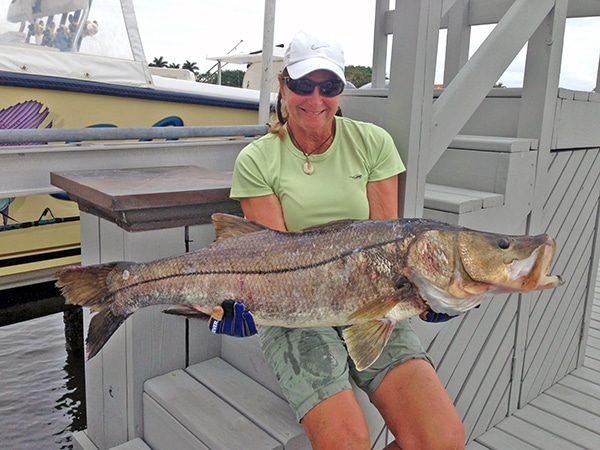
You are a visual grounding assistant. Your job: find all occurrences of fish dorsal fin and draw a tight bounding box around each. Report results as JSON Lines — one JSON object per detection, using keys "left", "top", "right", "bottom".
{"left": 301, "top": 219, "right": 360, "bottom": 233}
{"left": 211, "top": 213, "right": 268, "bottom": 241}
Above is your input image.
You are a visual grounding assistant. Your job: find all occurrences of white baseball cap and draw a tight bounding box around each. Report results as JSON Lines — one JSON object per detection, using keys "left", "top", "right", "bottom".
{"left": 283, "top": 31, "right": 346, "bottom": 83}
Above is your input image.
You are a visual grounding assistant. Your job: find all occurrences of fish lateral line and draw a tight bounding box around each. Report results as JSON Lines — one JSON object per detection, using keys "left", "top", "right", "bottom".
{"left": 100, "top": 237, "right": 408, "bottom": 296}
{"left": 57, "top": 233, "right": 406, "bottom": 308}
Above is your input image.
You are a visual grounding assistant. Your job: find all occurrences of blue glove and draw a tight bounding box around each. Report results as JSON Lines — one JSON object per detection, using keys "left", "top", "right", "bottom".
{"left": 420, "top": 309, "right": 457, "bottom": 323}
{"left": 209, "top": 300, "right": 257, "bottom": 337}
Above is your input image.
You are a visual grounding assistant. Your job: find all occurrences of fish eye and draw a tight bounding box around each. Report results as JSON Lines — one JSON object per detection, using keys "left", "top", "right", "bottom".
{"left": 497, "top": 238, "right": 511, "bottom": 250}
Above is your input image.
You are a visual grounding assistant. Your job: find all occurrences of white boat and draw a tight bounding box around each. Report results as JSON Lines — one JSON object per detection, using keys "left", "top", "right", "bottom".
{"left": 0, "top": 0, "right": 277, "bottom": 284}
{"left": 0, "top": 0, "right": 273, "bottom": 129}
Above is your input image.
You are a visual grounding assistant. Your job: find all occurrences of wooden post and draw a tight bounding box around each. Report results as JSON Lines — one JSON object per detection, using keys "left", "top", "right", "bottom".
{"left": 371, "top": 0, "right": 390, "bottom": 89}
{"left": 443, "top": 0, "right": 470, "bottom": 86}
{"left": 517, "top": 0, "right": 568, "bottom": 234}
{"left": 596, "top": 53, "right": 600, "bottom": 94}
{"left": 80, "top": 216, "right": 188, "bottom": 449}
{"left": 63, "top": 306, "right": 84, "bottom": 353}
{"left": 385, "top": 0, "right": 442, "bottom": 217}
{"left": 513, "top": 0, "right": 568, "bottom": 414}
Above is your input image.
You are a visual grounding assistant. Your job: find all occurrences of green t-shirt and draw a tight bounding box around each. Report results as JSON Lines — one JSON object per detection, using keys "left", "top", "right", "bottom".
{"left": 230, "top": 116, "right": 405, "bottom": 231}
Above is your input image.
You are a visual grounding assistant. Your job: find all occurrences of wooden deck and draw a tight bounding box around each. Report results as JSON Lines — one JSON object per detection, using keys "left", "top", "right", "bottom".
{"left": 466, "top": 264, "right": 600, "bottom": 450}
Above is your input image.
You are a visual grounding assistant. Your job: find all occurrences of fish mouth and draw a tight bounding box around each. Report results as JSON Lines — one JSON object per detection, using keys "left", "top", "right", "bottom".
{"left": 508, "top": 239, "right": 563, "bottom": 291}
{"left": 534, "top": 241, "right": 564, "bottom": 289}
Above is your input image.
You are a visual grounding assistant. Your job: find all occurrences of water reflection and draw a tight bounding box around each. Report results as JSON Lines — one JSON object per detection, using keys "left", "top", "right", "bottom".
{"left": 0, "top": 310, "right": 86, "bottom": 449}
{"left": 54, "top": 342, "right": 86, "bottom": 448}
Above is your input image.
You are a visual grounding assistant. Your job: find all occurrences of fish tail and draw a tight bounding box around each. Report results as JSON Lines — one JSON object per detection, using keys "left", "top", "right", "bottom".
{"left": 86, "top": 305, "right": 127, "bottom": 359}
{"left": 55, "top": 263, "right": 119, "bottom": 309}
{"left": 55, "top": 263, "right": 132, "bottom": 358}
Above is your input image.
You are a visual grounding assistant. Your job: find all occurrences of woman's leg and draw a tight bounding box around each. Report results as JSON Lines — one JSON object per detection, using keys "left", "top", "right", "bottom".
{"left": 371, "top": 359, "right": 465, "bottom": 450}
{"left": 301, "top": 389, "right": 371, "bottom": 450}
{"left": 350, "top": 320, "right": 464, "bottom": 450}
{"left": 259, "top": 326, "right": 369, "bottom": 448}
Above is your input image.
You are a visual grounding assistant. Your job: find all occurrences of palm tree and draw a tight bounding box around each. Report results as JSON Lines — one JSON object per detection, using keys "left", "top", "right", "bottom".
{"left": 182, "top": 60, "right": 199, "bottom": 74}
{"left": 149, "top": 56, "right": 169, "bottom": 67}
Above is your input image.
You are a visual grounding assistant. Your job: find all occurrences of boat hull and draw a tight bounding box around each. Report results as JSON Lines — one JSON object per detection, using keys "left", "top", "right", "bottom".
{"left": 0, "top": 75, "right": 260, "bottom": 285}
{"left": 0, "top": 73, "right": 259, "bottom": 131}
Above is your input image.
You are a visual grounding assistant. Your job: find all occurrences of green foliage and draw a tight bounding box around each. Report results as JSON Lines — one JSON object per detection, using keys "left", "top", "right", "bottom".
{"left": 196, "top": 71, "right": 213, "bottom": 83}
{"left": 197, "top": 69, "right": 245, "bottom": 87}
{"left": 182, "top": 60, "right": 199, "bottom": 73}
{"left": 149, "top": 56, "right": 169, "bottom": 68}
{"left": 149, "top": 57, "right": 199, "bottom": 75}
{"left": 345, "top": 65, "right": 372, "bottom": 88}
{"left": 150, "top": 57, "right": 377, "bottom": 90}
{"left": 219, "top": 70, "right": 245, "bottom": 87}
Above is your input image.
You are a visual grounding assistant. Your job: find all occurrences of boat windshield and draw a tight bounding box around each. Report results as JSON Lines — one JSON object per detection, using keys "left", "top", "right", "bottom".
{"left": 0, "top": 0, "right": 133, "bottom": 59}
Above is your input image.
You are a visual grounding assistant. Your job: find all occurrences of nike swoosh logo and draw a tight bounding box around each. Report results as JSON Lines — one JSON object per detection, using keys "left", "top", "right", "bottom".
{"left": 311, "top": 44, "right": 329, "bottom": 50}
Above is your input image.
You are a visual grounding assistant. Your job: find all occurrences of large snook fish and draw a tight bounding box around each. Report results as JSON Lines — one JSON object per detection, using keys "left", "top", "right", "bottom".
{"left": 55, "top": 214, "right": 563, "bottom": 371}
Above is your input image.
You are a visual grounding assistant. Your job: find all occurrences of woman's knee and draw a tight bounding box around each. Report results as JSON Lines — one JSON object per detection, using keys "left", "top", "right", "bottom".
{"left": 400, "top": 421, "right": 465, "bottom": 450}
{"left": 303, "top": 421, "right": 371, "bottom": 450}
{"left": 301, "top": 390, "right": 371, "bottom": 450}
{"left": 371, "top": 359, "right": 465, "bottom": 449}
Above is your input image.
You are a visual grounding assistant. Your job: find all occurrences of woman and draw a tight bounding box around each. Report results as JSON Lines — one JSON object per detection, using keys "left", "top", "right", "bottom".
{"left": 227, "top": 31, "right": 465, "bottom": 450}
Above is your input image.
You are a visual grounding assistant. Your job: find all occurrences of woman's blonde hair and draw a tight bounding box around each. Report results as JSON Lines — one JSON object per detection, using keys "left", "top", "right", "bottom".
{"left": 268, "top": 72, "right": 289, "bottom": 138}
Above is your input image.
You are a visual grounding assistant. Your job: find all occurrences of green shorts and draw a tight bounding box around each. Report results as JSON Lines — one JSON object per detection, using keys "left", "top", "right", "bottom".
{"left": 258, "top": 319, "right": 433, "bottom": 421}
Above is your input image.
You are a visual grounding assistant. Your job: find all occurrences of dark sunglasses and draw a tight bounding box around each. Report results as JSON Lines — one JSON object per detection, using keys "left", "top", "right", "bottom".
{"left": 284, "top": 77, "right": 345, "bottom": 97}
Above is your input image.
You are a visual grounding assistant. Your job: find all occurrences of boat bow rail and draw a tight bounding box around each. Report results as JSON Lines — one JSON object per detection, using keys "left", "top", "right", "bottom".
{"left": 0, "top": 125, "right": 268, "bottom": 198}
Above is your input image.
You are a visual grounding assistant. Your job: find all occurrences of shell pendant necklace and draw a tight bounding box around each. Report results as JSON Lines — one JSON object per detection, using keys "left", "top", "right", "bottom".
{"left": 288, "top": 124, "right": 334, "bottom": 175}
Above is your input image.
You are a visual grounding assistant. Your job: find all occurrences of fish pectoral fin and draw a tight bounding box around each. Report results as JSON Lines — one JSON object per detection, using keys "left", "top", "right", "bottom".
{"left": 162, "top": 305, "right": 211, "bottom": 319}
{"left": 347, "top": 285, "right": 418, "bottom": 321}
{"left": 343, "top": 320, "right": 396, "bottom": 371}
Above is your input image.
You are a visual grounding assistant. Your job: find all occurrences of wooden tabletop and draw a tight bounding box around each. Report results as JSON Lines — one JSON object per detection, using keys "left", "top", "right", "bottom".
{"left": 50, "top": 166, "right": 242, "bottom": 231}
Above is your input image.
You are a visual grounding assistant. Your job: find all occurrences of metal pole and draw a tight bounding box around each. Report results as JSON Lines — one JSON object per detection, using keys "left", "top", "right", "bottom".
{"left": 259, "top": 0, "right": 277, "bottom": 125}
{"left": 0, "top": 124, "right": 269, "bottom": 145}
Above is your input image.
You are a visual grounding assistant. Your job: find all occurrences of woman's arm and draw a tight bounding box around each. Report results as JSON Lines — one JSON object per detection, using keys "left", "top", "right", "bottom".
{"left": 206, "top": 194, "right": 285, "bottom": 336}
{"left": 367, "top": 173, "right": 403, "bottom": 220}
{"left": 239, "top": 194, "right": 287, "bottom": 231}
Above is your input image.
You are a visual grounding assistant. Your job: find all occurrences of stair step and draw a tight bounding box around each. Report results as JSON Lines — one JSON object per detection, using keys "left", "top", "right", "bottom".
{"left": 425, "top": 183, "right": 504, "bottom": 213}
{"left": 451, "top": 135, "right": 537, "bottom": 152}
{"left": 110, "top": 438, "right": 152, "bottom": 450}
{"left": 143, "top": 368, "right": 282, "bottom": 450}
{"left": 187, "top": 357, "right": 308, "bottom": 449}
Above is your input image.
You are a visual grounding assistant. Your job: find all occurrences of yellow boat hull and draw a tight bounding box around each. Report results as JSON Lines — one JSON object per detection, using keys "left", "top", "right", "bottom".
{"left": 0, "top": 78, "right": 260, "bottom": 284}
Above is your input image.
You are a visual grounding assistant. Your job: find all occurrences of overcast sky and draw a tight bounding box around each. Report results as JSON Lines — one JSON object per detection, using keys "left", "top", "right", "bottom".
{"left": 132, "top": 0, "right": 599, "bottom": 91}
